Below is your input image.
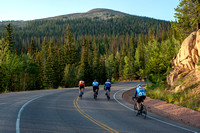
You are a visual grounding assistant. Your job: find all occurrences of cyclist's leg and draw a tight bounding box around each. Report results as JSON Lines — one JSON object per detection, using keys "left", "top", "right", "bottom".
{"left": 137, "top": 102, "right": 140, "bottom": 110}
{"left": 104, "top": 87, "right": 107, "bottom": 95}
{"left": 79, "top": 85, "right": 84, "bottom": 95}
{"left": 82, "top": 87, "right": 85, "bottom": 94}
{"left": 79, "top": 86, "right": 81, "bottom": 94}
{"left": 137, "top": 97, "right": 142, "bottom": 111}
{"left": 93, "top": 86, "right": 96, "bottom": 96}
{"left": 108, "top": 88, "right": 111, "bottom": 96}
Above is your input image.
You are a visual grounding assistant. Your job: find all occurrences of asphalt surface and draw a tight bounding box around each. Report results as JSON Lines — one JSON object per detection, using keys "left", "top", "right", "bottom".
{"left": 0, "top": 81, "right": 199, "bottom": 133}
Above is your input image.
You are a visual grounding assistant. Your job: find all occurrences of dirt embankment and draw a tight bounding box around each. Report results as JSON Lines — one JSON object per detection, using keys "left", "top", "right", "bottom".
{"left": 122, "top": 88, "right": 200, "bottom": 128}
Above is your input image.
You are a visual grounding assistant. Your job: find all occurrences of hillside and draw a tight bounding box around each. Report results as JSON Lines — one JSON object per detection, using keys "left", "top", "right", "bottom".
{"left": 44, "top": 8, "right": 128, "bottom": 20}
{"left": 0, "top": 8, "right": 170, "bottom": 52}
{"left": 0, "top": 8, "right": 128, "bottom": 27}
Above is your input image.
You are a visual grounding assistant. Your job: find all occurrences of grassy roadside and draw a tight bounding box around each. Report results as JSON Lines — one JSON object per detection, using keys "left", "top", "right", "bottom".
{"left": 146, "top": 82, "right": 200, "bottom": 111}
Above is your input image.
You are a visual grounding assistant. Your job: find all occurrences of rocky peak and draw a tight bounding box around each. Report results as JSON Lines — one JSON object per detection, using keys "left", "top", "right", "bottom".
{"left": 167, "top": 30, "right": 200, "bottom": 88}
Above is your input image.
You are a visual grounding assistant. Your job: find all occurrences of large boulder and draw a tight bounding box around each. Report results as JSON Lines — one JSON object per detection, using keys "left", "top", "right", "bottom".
{"left": 167, "top": 30, "right": 200, "bottom": 86}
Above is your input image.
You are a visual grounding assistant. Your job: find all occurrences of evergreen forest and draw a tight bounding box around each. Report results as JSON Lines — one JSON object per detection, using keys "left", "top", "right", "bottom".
{"left": 0, "top": 13, "right": 181, "bottom": 92}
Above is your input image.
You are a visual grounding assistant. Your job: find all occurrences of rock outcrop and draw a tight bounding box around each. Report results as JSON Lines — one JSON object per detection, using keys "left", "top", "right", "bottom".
{"left": 167, "top": 30, "right": 200, "bottom": 87}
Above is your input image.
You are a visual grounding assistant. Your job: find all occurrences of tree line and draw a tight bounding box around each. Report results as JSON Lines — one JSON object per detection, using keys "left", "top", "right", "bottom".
{"left": 0, "top": 15, "right": 170, "bottom": 54}
{"left": 0, "top": 21, "right": 180, "bottom": 92}
{"left": 2, "top": 0, "right": 199, "bottom": 93}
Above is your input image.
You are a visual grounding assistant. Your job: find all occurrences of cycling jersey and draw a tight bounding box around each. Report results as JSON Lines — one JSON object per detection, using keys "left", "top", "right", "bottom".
{"left": 134, "top": 87, "right": 146, "bottom": 97}
{"left": 105, "top": 82, "right": 111, "bottom": 88}
{"left": 104, "top": 82, "right": 111, "bottom": 92}
{"left": 92, "top": 81, "right": 99, "bottom": 87}
{"left": 79, "top": 81, "right": 85, "bottom": 86}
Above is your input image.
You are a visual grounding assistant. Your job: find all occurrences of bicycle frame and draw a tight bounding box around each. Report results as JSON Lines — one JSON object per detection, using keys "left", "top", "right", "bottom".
{"left": 133, "top": 97, "right": 147, "bottom": 119}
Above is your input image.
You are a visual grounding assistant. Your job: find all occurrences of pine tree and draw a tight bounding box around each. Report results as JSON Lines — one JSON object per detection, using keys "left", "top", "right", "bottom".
{"left": 5, "top": 24, "right": 14, "bottom": 52}
{"left": 64, "top": 25, "right": 78, "bottom": 65}
{"left": 46, "top": 41, "right": 57, "bottom": 88}
{"left": 55, "top": 40, "right": 64, "bottom": 86}
{"left": 63, "top": 64, "right": 77, "bottom": 87}
{"left": 93, "top": 38, "right": 100, "bottom": 80}
{"left": 113, "top": 53, "right": 119, "bottom": 81}
{"left": 35, "top": 52, "right": 43, "bottom": 89}
{"left": 173, "top": 0, "right": 200, "bottom": 40}
{"left": 105, "top": 54, "right": 115, "bottom": 80}
{"left": 87, "top": 39, "right": 93, "bottom": 83}
{"left": 1, "top": 53, "right": 23, "bottom": 92}
{"left": 0, "top": 38, "right": 9, "bottom": 63}
{"left": 134, "top": 46, "right": 141, "bottom": 76}
{"left": 118, "top": 52, "right": 124, "bottom": 79}
{"left": 28, "top": 39, "right": 36, "bottom": 58}
{"left": 39, "top": 39, "right": 49, "bottom": 88}
{"left": 162, "top": 21, "right": 167, "bottom": 41}
{"left": 127, "top": 36, "right": 135, "bottom": 79}
{"left": 79, "top": 37, "right": 88, "bottom": 82}
{"left": 123, "top": 56, "right": 130, "bottom": 79}
{"left": 99, "top": 55, "right": 107, "bottom": 84}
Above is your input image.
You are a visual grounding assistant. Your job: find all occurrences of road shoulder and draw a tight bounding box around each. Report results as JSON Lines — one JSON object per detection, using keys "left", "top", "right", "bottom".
{"left": 122, "top": 88, "right": 200, "bottom": 129}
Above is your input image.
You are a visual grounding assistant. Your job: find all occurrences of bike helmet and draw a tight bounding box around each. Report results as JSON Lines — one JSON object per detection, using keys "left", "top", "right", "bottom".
{"left": 137, "top": 84, "right": 142, "bottom": 88}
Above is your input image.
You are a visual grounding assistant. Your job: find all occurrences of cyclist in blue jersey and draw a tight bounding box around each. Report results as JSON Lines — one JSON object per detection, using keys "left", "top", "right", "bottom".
{"left": 92, "top": 79, "right": 99, "bottom": 98}
{"left": 134, "top": 84, "right": 146, "bottom": 115}
{"left": 104, "top": 79, "right": 111, "bottom": 97}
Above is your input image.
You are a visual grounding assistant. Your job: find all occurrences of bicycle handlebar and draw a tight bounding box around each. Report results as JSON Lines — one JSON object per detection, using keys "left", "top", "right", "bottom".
{"left": 132, "top": 97, "right": 138, "bottom": 101}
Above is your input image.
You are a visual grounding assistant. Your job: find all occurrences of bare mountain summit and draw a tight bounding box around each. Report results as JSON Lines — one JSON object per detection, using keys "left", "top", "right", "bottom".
{"left": 45, "top": 8, "right": 128, "bottom": 20}
{"left": 0, "top": 8, "right": 129, "bottom": 26}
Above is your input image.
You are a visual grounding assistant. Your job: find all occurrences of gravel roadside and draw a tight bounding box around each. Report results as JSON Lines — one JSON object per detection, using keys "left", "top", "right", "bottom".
{"left": 122, "top": 88, "right": 200, "bottom": 128}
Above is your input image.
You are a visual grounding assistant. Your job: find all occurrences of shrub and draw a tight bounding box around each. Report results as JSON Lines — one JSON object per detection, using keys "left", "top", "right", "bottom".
{"left": 146, "top": 82, "right": 200, "bottom": 111}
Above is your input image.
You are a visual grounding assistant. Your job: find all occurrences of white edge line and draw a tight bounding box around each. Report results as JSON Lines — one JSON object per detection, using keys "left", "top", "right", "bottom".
{"left": 16, "top": 96, "right": 42, "bottom": 133}
{"left": 113, "top": 89, "right": 198, "bottom": 133}
{"left": 16, "top": 89, "right": 74, "bottom": 133}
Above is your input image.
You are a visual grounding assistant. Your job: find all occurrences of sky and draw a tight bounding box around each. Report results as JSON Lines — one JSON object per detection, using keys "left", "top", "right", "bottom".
{"left": 0, "top": 0, "right": 179, "bottom": 21}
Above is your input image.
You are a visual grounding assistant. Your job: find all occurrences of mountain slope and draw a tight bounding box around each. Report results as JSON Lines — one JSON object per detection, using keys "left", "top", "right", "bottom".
{"left": 0, "top": 8, "right": 128, "bottom": 26}
{"left": 39, "top": 8, "right": 128, "bottom": 20}
{"left": 0, "top": 8, "right": 170, "bottom": 51}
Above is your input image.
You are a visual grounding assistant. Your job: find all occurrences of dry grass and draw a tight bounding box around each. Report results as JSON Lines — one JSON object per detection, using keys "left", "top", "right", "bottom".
{"left": 146, "top": 83, "right": 200, "bottom": 111}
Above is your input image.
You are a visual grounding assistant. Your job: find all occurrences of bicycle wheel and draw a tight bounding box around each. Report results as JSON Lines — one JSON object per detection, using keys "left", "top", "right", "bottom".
{"left": 79, "top": 91, "right": 83, "bottom": 99}
{"left": 141, "top": 105, "right": 147, "bottom": 119}
{"left": 107, "top": 95, "right": 110, "bottom": 100}
{"left": 94, "top": 92, "right": 97, "bottom": 100}
{"left": 134, "top": 103, "right": 138, "bottom": 111}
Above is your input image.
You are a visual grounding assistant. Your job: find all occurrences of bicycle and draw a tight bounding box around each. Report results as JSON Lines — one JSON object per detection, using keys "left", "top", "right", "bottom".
{"left": 94, "top": 90, "right": 98, "bottom": 100}
{"left": 132, "top": 97, "right": 147, "bottom": 119}
{"left": 79, "top": 89, "right": 84, "bottom": 99}
{"left": 105, "top": 90, "right": 110, "bottom": 100}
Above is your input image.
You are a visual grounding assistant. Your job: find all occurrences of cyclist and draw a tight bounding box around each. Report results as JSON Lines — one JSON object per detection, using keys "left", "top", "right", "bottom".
{"left": 134, "top": 84, "right": 146, "bottom": 115}
{"left": 104, "top": 79, "right": 111, "bottom": 97}
{"left": 92, "top": 79, "right": 99, "bottom": 99}
{"left": 79, "top": 80, "right": 85, "bottom": 97}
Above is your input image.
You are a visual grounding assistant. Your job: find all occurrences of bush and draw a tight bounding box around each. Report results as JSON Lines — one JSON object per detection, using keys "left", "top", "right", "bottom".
{"left": 148, "top": 74, "right": 166, "bottom": 84}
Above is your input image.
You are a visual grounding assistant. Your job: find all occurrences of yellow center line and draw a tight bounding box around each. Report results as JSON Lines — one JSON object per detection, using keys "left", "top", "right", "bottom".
{"left": 73, "top": 95, "right": 119, "bottom": 133}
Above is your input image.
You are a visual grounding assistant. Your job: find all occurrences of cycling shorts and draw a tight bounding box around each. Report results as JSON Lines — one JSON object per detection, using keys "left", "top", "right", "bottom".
{"left": 79, "top": 85, "right": 84, "bottom": 89}
{"left": 137, "top": 96, "right": 146, "bottom": 103}
{"left": 93, "top": 86, "right": 99, "bottom": 92}
{"left": 105, "top": 87, "right": 110, "bottom": 92}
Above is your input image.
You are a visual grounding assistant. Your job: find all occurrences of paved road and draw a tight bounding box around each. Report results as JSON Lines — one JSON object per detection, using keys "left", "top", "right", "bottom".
{"left": 0, "top": 81, "right": 199, "bottom": 133}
